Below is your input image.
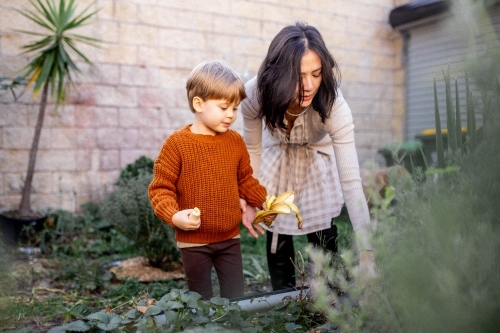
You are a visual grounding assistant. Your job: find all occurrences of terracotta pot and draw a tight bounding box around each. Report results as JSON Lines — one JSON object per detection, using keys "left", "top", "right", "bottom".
{"left": 0, "top": 211, "right": 46, "bottom": 246}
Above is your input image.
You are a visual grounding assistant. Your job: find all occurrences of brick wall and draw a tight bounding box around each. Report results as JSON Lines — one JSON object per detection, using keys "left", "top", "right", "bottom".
{"left": 0, "top": 0, "right": 406, "bottom": 213}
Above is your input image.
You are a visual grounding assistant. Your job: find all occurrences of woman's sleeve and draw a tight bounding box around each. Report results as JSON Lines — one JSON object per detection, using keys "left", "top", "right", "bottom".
{"left": 325, "top": 90, "right": 373, "bottom": 250}
{"left": 241, "top": 77, "right": 263, "bottom": 178}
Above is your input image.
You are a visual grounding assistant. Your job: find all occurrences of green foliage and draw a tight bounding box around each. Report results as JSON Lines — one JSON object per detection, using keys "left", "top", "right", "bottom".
{"left": 100, "top": 171, "right": 180, "bottom": 270}
{"left": 309, "top": 127, "right": 500, "bottom": 332}
{"left": 310, "top": 14, "right": 500, "bottom": 333}
{"left": 116, "top": 155, "right": 154, "bottom": 185}
{"left": 0, "top": 247, "right": 15, "bottom": 298}
{"left": 105, "top": 278, "right": 185, "bottom": 302}
{"left": 24, "top": 288, "right": 328, "bottom": 333}
{"left": 15, "top": 0, "right": 101, "bottom": 103}
{"left": 38, "top": 204, "right": 134, "bottom": 258}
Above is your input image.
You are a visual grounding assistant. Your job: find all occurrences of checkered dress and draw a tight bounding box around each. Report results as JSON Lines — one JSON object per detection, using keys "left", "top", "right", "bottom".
{"left": 242, "top": 77, "right": 372, "bottom": 253}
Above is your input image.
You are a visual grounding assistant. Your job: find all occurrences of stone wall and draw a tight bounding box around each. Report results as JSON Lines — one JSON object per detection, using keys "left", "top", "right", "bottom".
{"left": 0, "top": 0, "right": 406, "bottom": 213}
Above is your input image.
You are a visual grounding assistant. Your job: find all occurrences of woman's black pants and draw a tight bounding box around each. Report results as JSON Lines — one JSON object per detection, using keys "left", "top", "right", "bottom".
{"left": 266, "top": 224, "right": 338, "bottom": 290}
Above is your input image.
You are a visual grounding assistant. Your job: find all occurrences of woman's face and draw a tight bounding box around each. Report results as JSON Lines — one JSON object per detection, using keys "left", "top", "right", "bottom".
{"left": 291, "top": 49, "right": 322, "bottom": 109}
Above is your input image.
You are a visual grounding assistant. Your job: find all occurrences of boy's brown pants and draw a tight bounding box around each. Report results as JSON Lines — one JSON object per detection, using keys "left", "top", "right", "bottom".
{"left": 180, "top": 238, "right": 244, "bottom": 300}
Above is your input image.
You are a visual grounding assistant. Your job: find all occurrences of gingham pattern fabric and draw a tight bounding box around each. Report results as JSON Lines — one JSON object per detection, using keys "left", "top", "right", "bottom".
{"left": 258, "top": 116, "right": 343, "bottom": 252}
{"left": 242, "top": 76, "right": 372, "bottom": 253}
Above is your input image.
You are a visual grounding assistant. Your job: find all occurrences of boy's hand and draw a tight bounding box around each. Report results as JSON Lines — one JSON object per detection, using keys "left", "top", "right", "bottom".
{"left": 172, "top": 209, "right": 201, "bottom": 231}
{"left": 240, "top": 198, "right": 265, "bottom": 238}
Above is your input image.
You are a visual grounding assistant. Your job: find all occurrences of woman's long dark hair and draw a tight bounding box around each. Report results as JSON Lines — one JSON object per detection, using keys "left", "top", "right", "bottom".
{"left": 257, "top": 22, "right": 340, "bottom": 130}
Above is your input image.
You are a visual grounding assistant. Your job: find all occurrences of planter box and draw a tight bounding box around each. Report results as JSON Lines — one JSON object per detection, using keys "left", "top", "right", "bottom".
{"left": 0, "top": 212, "right": 46, "bottom": 246}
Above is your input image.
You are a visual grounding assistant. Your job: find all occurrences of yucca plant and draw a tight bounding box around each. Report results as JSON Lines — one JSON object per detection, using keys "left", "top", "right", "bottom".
{"left": 10, "top": 0, "right": 100, "bottom": 217}
{"left": 432, "top": 65, "right": 480, "bottom": 169}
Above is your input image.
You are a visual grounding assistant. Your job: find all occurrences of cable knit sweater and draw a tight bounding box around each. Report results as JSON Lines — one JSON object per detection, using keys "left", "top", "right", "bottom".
{"left": 148, "top": 125, "right": 267, "bottom": 244}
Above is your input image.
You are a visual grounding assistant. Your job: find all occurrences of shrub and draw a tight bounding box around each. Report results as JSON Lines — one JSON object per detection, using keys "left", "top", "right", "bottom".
{"left": 100, "top": 172, "right": 180, "bottom": 271}
{"left": 115, "top": 155, "right": 154, "bottom": 185}
{"left": 309, "top": 4, "right": 500, "bottom": 330}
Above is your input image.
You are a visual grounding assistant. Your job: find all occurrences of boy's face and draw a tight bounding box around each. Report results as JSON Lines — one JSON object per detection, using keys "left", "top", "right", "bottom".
{"left": 191, "top": 98, "right": 239, "bottom": 135}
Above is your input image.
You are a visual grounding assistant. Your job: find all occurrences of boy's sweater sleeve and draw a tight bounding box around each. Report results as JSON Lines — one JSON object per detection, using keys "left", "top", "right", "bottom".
{"left": 148, "top": 137, "right": 181, "bottom": 226}
{"left": 236, "top": 136, "right": 267, "bottom": 209}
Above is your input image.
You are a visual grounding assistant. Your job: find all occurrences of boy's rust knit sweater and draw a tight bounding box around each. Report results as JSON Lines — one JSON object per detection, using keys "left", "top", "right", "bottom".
{"left": 149, "top": 125, "right": 267, "bottom": 244}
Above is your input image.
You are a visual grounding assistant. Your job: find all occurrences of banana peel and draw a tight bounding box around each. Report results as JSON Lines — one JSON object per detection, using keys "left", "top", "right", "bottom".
{"left": 253, "top": 190, "right": 303, "bottom": 229}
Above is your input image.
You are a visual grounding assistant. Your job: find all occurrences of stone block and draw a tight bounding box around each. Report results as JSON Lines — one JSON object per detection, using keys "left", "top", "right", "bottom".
{"left": 120, "top": 107, "right": 160, "bottom": 128}
{"left": 115, "top": 2, "right": 139, "bottom": 22}
{"left": 159, "top": 68, "right": 188, "bottom": 89}
{"left": 232, "top": 37, "right": 267, "bottom": 57}
{"left": 95, "top": 85, "right": 138, "bottom": 107}
{"left": 97, "top": 128, "right": 123, "bottom": 149}
{"left": 97, "top": 21, "right": 120, "bottom": 43}
{"left": 99, "top": 150, "right": 120, "bottom": 170}
{"left": 100, "top": 44, "right": 138, "bottom": 65}
{"left": 0, "top": 104, "right": 28, "bottom": 126}
{"left": 160, "top": 107, "right": 193, "bottom": 132}
{"left": 195, "top": 0, "right": 231, "bottom": 14}
{"left": 308, "top": 0, "right": 335, "bottom": 12}
{"left": 176, "top": 50, "right": 202, "bottom": 70}
{"left": 42, "top": 105, "right": 75, "bottom": 127}
{"left": 261, "top": 4, "right": 293, "bottom": 24}
{"left": 138, "top": 88, "right": 164, "bottom": 108}
{"left": 1, "top": 33, "right": 27, "bottom": 56}
{"left": 3, "top": 127, "right": 32, "bottom": 150}
{"left": 138, "top": 46, "right": 175, "bottom": 68}
{"left": 261, "top": 22, "right": 282, "bottom": 40}
{"left": 97, "top": 0, "right": 114, "bottom": 20}
{"left": 230, "top": 1, "right": 262, "bottom": 20}
{"left": 4, "top": 172, "right": 23, "bottom": 193}
{"left": 121, "top": 129, "right": 139, "bottom": 148}
{"left": 76, "top": 150, "right": 93, "bottom": 171}
{"left": 53, "top": 128, "right": 97, "bottom": 149}
{"left": 74, "top": 106, "right": 119, "bottom": 128}
{"left": 121, "top": 65, "right": 149, "bottom": 85}
{"left": 120, "top": 24, "right": 159, "bottom": 45}
{"left": 36, "top": 150, "right": 77, "bottom": 172}
{"left": 90, "top": 63, "right": 120, "bottom": 85}
{"left": 137, "top": 128, "right": 164, "bottom": 149}
{"left": 159, "top": 29, "right": 201, "bottom": 50}
{"left": 68, "top": 84, "right": 97, "bottom": 106}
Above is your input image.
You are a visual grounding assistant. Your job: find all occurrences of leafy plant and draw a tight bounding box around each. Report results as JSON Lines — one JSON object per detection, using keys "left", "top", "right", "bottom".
{"left": 100, "top": 172, "right": 180, "bottom": 271}
{"left": 7, "top": 0, "right": 101, "bottom": 217}
{"left": 27, "top": 287, "right": 329, "bottom": 333}
{"left": 116, "top": 155, "right": 154, "bottom": 185}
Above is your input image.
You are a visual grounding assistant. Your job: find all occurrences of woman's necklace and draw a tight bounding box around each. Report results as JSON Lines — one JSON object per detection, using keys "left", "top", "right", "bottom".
{"left": 286, "top": 104, "right": 310, "bottom": 117}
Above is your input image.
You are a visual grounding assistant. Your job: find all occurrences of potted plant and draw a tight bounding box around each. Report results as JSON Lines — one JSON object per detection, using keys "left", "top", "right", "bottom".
{"left": 0, "top": 0, "right": 101, "bottom": 246}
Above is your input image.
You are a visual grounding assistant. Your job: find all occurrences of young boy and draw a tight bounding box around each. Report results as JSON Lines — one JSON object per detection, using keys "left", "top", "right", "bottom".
{"left": 148, "top": 61, "right": 273, "bottom": 300}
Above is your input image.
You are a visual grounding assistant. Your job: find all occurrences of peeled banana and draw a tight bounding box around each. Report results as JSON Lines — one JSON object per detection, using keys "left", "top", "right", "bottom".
{"left": 189, "top": 207, "right": 200, "bottom": 221}
{"left": 253, "top": 190, "right": 303, "bottom": 229}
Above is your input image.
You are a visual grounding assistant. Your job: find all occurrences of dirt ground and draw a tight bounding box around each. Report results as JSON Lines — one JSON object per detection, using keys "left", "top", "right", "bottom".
{"left": 109, "top": 256, "right": 273, "bottom": 295}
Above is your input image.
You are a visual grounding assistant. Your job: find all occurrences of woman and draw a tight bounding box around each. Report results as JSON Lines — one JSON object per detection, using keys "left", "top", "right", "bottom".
{"left": 241, "top": 22, "right": 375, "bottom": 290}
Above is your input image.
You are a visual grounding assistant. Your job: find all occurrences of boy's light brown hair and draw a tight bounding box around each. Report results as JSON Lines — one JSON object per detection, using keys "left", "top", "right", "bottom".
{"left": 186, "top": 61, "right": 246, "bottom": 113}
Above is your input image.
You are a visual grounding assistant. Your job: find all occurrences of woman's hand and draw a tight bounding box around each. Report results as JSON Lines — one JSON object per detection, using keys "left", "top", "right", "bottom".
{"left": 172, "top": 209, "right": 201, "bottom": 231}
{"left": 260, "top": 202, "right": 278, "bottom": 227}
{"left": 240, "top": 198, "right": 265, "bottom": 238}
